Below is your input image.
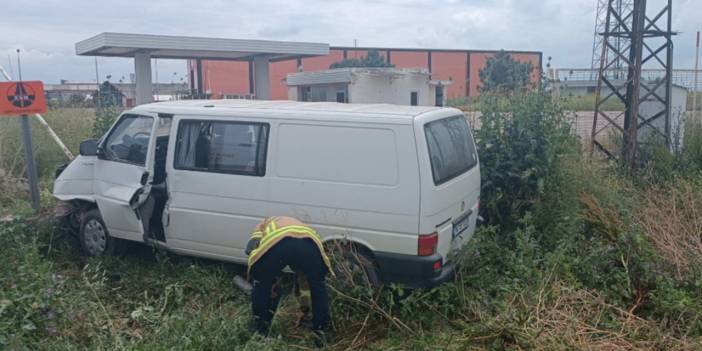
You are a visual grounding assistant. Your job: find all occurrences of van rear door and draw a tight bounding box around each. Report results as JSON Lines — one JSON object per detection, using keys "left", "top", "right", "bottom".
{"left": 415, "top": 111, "right": 480, "bottom": 264}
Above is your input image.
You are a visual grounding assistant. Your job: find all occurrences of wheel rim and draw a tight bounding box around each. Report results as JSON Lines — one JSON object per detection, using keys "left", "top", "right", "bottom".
{"left": 335, "top": 253, "right": 374, "bottom": 288}
{"left": 84, "top": 219, "right": 107, "bottom": 255}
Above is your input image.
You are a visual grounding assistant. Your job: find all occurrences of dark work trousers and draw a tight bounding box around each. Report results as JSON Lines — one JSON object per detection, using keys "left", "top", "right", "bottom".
{"left": 250, "top": 237, "right": 329, "bottom": 334}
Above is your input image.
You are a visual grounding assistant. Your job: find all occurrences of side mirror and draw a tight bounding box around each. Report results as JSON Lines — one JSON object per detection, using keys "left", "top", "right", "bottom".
{"left": 79, "top": 139, "right": 98, "bottom": 156}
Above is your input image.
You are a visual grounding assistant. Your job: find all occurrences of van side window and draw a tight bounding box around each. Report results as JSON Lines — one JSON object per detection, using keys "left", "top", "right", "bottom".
{"left": 103, "top": 114, "right": 154, "bottom": 165}
{"left": 424, "top": 115, "right": 478, "bottom": 185}
{"left": 174, "top": 120, "right": 269, "bottom": 176}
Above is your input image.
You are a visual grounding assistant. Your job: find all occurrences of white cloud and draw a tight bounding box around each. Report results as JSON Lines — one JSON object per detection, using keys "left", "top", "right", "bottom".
{"left": 0, "top": 0, "right": 699, "bottom": 83}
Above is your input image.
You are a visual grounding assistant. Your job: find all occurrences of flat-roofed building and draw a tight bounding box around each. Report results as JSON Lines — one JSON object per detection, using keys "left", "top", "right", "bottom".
{"left": 286, "top": 68, "right": 452, "bottom": 106}
{"left": 188, "top": 47, "right": 542, "bottom": 101}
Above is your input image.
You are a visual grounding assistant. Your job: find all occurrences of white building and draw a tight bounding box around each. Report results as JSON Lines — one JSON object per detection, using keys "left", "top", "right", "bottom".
{"left": 286, "top": 68, "right": 452, "bottom": 106}
{"left": 552, "top": 79, "right": 688, "bottom": 151}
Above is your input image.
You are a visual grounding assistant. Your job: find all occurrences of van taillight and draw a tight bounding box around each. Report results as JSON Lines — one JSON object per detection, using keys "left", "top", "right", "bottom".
{"left": 418, "top": 232, "right": 438, "bottom": 256}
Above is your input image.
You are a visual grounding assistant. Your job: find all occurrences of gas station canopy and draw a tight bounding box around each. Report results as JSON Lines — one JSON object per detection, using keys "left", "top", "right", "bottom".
{"left": 76, "top": 32, "right": 329, "bottom": 103}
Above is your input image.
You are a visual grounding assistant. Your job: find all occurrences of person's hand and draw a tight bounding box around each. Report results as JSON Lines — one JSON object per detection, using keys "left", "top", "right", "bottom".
{"left": 295, "top": 306, "right": 312, "bottom": 328}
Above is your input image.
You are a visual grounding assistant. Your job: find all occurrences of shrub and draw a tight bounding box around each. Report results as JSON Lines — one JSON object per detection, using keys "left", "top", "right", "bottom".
{"left": 475, "top": 90, "right": 576, "bottom": 229}
{"left": 93, "top": 106, "right": 121, "bottom": 139}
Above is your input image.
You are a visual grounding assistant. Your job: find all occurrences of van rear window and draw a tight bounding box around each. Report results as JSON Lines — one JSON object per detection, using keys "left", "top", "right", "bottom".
{"left": 424, "top": 115, "right": 478, "bottom": 185}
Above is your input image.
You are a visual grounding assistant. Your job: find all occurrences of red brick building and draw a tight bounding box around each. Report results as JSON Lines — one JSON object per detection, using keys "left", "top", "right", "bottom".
{"left": 188, "top": 47, "right": 542, "bottom": 101}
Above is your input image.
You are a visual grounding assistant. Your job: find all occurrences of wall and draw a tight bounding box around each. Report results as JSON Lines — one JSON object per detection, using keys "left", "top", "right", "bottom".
{"left": 348, "top": 73, "right": 433, "bottom": 106}
{"left": 289, "top": 83, "right": 349, "bottom": 102}
{"left": 389, "top": 51, "right": 428, "bottom": 69}
{"left": 269, "top": 60, "right": 297, "bottom": 100}
{"left": 192, "top": 48, "right": 541, "bottom": 100}
{"left": 638, "top": 85, "right": 688, "bottom": 151}
{"left": 200, "top": 60, "right": 249, "bottom": 98}
{"left": 431, "top": 52, "right": 468, "bottom": 99}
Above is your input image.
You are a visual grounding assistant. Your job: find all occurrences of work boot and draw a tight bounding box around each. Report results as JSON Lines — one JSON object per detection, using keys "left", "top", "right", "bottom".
{"left": 313, "top": 329, "right": 327, "bottom": 348}
{"left": 249, "top": 317, "right": 270, "bottom": 337}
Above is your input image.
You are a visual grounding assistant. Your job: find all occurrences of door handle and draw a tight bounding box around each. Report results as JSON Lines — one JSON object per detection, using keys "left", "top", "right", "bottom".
{"left": 140, "top": 171, "right": 150, "bottom": 186}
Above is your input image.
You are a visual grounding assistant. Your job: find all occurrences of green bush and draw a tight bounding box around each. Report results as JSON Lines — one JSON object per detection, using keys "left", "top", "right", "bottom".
{"left": 475, "top": 90, "right": 576, "bottom": 229}
{"left": 93, "top": 106, "right": 121, "bottom": 139}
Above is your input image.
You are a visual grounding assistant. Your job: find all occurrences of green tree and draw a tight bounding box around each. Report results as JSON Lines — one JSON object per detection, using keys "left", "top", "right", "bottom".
{"left": 479, "top": 50, "right": 534, "bottom": 94}
{"left": 91, "top": 81, "right": 124, "bottom": 108}
{"left": 329, "top": 50, "right": 394, "bottom": 69}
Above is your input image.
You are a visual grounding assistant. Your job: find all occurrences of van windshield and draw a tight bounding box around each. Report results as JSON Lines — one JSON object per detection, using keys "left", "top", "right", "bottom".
{"left": 424, "top": 115, "right": 478, "bottom": 185}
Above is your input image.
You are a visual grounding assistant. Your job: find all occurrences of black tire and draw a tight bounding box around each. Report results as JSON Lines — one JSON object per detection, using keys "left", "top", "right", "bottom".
{"left": 79, "top": 208, "right": 127, "bottom": 256}
{"left": 331, "top": 243, "right": 381, "bottom": 289}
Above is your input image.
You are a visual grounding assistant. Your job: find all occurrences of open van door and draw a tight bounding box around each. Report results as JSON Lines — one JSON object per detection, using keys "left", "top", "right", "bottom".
{"left": 93, "top": 113, "right": 156, "bottom": 242}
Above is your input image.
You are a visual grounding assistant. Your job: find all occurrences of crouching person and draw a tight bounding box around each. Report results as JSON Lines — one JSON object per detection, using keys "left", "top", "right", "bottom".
{"left": 246, "top": 216, "right": 333, "bottom": 346}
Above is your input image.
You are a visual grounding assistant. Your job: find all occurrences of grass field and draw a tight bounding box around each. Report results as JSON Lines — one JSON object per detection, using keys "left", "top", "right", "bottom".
{"left": 0, "top": 108, "right": 95, "bottom": 178}
{"left": 0, "top": 108, "right": 96, "bottom": 216}
{"left": 2, "top": 100, "right": 702, "bottom": 350}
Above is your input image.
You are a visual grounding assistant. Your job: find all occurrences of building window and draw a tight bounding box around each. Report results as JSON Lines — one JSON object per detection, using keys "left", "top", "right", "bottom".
{"left": 410, "top": 91, "right": 418, "bottom": 106}
{"left": 174, "top": 120, "right": 269, "bottom": 176}
{"left": 336, "top": 91, "right": 346, "bottom": 103}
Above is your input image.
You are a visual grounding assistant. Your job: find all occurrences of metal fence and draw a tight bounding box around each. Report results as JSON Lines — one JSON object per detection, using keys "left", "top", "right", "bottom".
{"left": 549, "top": 68, "right": 702, "bottom": 92}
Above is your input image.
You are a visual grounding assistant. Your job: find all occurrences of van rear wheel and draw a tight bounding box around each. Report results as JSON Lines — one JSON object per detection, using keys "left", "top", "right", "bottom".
{"left": 330, "top": 243, "right": 381, "bottom": 289}
{"left": 79, "top": 209, "right": 127, "bottom": 256}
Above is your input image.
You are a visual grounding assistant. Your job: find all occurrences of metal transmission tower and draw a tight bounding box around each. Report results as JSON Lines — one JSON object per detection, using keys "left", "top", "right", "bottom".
{"left": 590, "top": 0, "right": 633, "bottom": 79}
{"left": 591, "top": 0, "right": 675, "bottom": 168}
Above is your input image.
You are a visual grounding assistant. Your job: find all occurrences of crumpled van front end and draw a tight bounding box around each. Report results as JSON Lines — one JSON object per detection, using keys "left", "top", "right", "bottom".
{"left": 54, "top": 155, "right": 96, "bottom": 203}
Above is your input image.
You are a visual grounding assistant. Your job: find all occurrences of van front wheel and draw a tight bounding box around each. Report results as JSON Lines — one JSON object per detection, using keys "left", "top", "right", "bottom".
{"left": 79, "top": 209, "right": 126, "bottom": 256}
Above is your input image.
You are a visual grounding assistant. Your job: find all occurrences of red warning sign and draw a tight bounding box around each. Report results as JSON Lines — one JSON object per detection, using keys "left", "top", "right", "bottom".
{"left": 0, "top": 81, "right": 47, "bottom": 115}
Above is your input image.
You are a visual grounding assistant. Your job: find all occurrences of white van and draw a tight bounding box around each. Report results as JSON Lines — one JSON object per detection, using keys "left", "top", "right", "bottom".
{"left": 54, "top": 100, "right": 480, "bottom": 288}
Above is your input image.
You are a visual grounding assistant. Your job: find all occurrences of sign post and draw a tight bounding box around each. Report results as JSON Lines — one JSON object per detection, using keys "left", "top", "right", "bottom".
{"left": 0, "top": 80, "right": 47, "bottom": 212}
{"left": 20, "top": 115, "right": 40, "bottom": 211}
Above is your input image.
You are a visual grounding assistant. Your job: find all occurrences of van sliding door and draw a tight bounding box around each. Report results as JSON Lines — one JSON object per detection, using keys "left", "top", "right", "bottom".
{"left": 164, "top": 117, "right": 270, "bottom": 262}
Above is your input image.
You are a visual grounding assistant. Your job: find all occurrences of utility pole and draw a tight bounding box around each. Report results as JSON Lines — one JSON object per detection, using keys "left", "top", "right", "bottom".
{"left": 591, "top": 0, "right": 675, "bottom": 169}
{"left": 94, "top": 56, "right": 101, "bottom": 109}
{"left": 694, "top": 31, "right": 700, "bottom": 122}
{"left": 590, "top": 0, "right": 633, "bottom": 80}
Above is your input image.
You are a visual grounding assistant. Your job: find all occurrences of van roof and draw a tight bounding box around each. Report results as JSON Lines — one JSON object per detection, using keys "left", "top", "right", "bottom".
{"left": 131, "top": 99, "right": 458, "bottom": 123}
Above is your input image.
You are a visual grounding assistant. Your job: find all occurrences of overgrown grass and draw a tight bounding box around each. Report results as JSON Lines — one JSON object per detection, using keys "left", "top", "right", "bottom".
{"left": 0, "top": 107, "right": 105, "bottom": 216}
{"left": 559, "top": 93, "right": 625, "bottom": 111}
{"left": 2, "top": 100, "right": 702, "bottom": 349}
{"left": 0, "top": 108, "right": 95, "bottom": 179}
{"left": 688, "top": 91, "right": 701, "bottom": 112}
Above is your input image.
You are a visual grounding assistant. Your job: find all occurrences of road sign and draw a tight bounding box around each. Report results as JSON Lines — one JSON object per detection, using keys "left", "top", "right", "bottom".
{"left": 0, "top": 81, "right": 47, "bottom": 115}
{"left": 0, "top": 80, "right": 45, "bottom": 212}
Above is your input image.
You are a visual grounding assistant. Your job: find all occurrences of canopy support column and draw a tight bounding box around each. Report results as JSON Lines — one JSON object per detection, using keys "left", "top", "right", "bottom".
{"left": 254, "top": 55, "right": 270, "bottom": 100}
{"left": 134, "top": 51, "right": 153, "bottom": 105}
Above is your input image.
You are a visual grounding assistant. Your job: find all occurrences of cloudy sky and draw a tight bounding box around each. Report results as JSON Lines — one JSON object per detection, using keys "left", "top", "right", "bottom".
{"left": 1, "top": 0, "right": 699, "bottom": 84}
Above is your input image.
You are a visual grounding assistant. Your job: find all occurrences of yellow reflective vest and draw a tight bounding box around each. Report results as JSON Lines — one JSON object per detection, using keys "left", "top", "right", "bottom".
{"left": 247, "top": 216, "right": 333, "bottom": 276}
